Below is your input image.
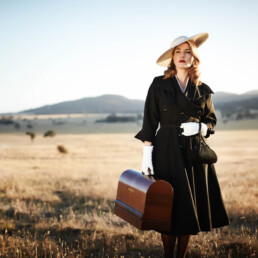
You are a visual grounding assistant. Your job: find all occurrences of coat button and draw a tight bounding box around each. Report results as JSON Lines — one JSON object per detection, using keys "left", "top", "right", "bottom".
{"left": 198, "top": 111, "right": 202, "bottom": 114}
{"left": 164, "top": 108, "right": 167, "bottom": 112}
{"left": 180, "top": 112, "right": 185, "bottom": 115}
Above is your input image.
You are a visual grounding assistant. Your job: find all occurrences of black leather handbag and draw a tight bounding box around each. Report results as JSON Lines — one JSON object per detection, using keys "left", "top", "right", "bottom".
{"left": 187, "top": 121, "right": 218, "bottom": 164}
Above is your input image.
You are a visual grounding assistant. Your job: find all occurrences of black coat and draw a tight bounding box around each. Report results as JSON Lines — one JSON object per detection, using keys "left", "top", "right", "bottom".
{"left": 135, "top": 75, "right": 229, "bottom": 235}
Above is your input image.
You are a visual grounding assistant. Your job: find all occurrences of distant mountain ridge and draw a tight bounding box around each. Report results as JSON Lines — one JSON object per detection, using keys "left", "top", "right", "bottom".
{"left": 19, "top": 94, "right": 144, "bottom": 114}
{"left": 216, "top": 96, "right": 258, "bottom": 114}
{"left": 212, "top": 90, "right": 258, "bottom": 104}
{"left": 12, "top": 90, "right": 258, "bottom": 115}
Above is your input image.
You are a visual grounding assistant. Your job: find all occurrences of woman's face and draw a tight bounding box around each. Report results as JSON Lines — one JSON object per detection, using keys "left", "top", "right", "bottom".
{"left": 173, "top": 42, "right": 193, "bottom": 70}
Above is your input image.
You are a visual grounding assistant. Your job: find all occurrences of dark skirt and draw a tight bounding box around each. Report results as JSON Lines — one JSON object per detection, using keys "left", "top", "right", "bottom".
{"left": 153, "top": 133, "right": 230, "bottom": 235}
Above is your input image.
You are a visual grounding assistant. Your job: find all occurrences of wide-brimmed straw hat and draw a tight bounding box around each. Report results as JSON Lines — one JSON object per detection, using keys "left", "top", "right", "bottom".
{"left": 156, "top": 32, "right": 209, "bottom": 67}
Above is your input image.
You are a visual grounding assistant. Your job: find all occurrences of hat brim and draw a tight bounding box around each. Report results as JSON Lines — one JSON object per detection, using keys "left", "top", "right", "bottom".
{"left": 156, "top": 32, "right": 209, "bottom": 67}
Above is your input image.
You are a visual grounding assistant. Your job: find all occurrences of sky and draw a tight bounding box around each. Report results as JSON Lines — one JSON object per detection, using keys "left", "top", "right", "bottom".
{"left": 0, "top": 0, "right": 258, "bottom": 113}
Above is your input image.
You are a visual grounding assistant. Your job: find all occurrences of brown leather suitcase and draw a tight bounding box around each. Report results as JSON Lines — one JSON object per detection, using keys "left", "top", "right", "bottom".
{"left": 114, "top": 169, "right": 174, "bottom": 231}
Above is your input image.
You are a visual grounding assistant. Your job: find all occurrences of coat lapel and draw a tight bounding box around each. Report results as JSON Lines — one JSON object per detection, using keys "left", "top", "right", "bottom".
{"left": 155, "top": 76, "right": 214, "bottom": 117}
{"left": 156, "top": 76, "right": 214, "bottom": 100}
{"left": 171, "top": 77, "right": 204, "bottom": 117}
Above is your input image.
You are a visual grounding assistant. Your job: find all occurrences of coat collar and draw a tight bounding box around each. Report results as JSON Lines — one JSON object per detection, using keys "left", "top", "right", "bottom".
{"left": 156, "top": 76, "right": 214, "bottom": 100}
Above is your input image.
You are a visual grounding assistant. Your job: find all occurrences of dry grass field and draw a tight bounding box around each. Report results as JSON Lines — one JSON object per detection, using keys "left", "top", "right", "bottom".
{"left": 0, "top": 130, "right": 257, "bottom": 257}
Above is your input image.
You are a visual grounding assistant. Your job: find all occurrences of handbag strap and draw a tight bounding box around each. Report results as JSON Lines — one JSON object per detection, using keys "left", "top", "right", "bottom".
{"left": 189, "top": 121, "right": 202, "bottom": 150}
{"left": 198, "top": 120, "right": 208, "bottom": 146}
{"left": 198, "top": 121, "right": 202, "bottom": 134}
{"left": 198, "top": 120, "right": 202, "bottom": 141}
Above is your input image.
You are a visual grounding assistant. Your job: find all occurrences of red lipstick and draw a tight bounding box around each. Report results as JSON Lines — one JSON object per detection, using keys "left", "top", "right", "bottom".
{"left": 179, "top": 60, "right": 185, "bottom": 63}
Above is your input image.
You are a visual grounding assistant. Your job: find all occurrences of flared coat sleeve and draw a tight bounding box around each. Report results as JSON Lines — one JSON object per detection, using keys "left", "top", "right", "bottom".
{"left": 134, "top": 78, "right": 159, "bottom": 143}
{"left": 200, "top": 94, "right": 217, "bottom": 138}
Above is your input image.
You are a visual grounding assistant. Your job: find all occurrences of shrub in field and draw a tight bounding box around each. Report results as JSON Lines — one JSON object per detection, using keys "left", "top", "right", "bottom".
{"left": 26, "top": 131, "right": 36, "bottom": 141}
{"left": 44, "top": 130, "right": 56, "bottom": 137}
{"left": 57, "top": 145, "right": 68, "bottom": 154}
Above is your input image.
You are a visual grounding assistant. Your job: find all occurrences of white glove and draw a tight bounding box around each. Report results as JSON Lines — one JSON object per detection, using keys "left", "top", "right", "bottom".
{"left": 180, "top": 122, "right": 208, "bottom": 136}
{"left": 141, "top": 146, "right": 154, "bottom": 175}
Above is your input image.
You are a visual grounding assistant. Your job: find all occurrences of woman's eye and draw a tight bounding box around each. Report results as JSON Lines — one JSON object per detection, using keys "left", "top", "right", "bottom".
{"left": 175, "top": 51, "right": 191, "bottom": 54}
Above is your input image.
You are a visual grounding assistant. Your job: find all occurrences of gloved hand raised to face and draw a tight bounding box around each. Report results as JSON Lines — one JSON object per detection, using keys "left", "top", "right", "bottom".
{"left": 180, "top": 122, "right": 208, "bottom": 137}
{"left": 141, "top": 145, "right": 154, "bottom": 175}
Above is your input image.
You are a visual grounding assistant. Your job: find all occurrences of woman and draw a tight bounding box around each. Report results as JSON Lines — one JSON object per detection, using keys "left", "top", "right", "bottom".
{"left": 135, "top": 32, "right": 229, "bottom": 257}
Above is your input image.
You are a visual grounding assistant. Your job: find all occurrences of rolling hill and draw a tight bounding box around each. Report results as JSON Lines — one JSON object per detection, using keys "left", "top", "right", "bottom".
{"left": 19, "top": 95, "right": 144, "bottom": 114}
{"left": 9, "top": 90, "right": 258, "bottom": 115}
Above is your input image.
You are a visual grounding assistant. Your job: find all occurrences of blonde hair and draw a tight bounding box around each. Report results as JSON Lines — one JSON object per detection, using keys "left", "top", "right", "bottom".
{"left": 163, "top": 40, "right": 202, "bottom": 86}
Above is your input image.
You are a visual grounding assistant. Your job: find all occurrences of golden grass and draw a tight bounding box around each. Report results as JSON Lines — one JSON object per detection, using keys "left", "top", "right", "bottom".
{"left": 0, "top": 131, "right": 257, "bottom": 257}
